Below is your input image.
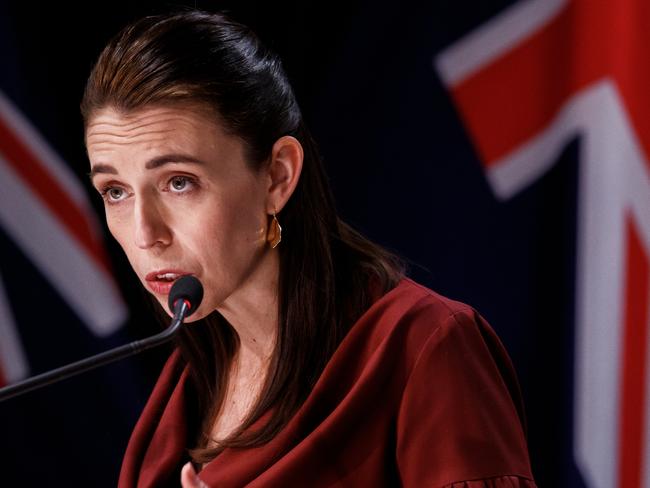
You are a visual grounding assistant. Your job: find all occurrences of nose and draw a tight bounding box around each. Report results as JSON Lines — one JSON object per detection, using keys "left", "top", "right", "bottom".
{"left": 133, "top": 195, "right": 172, "bottom": 250}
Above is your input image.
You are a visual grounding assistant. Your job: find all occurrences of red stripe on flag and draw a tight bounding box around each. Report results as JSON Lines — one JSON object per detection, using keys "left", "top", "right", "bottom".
{"left": 447, "top": 1, "right": 643, "bottom": 167}
{"left": 449, "top": 4, "right": 578, "bottom": 165}
{"left": 0, "top": 114, "right": 110, "bottom": 272}
{"left": 617, "top": 215, "right": 650, "bottom": 488}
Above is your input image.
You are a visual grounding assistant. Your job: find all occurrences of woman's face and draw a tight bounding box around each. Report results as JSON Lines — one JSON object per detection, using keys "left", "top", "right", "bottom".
{"left": 86, "top": 105, "right": 271, "bottom": 320}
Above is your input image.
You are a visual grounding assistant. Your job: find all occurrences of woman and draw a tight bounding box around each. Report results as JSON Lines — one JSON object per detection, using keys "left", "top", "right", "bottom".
{"left": 83, "top": 10, "right": 537, "bottom": 488}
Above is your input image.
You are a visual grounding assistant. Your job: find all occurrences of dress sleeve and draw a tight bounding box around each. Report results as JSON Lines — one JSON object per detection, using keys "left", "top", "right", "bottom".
{"left": 442, "top": 475, "right": 537, "bottom": 487}
{"left": 396, "top": 308, "right": 537, "bottom": 487}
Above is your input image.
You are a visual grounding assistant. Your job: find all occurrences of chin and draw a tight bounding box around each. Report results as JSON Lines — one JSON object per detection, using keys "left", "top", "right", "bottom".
{"left": 180, "top": 302, "right": 215, "bottom": 323}
{"left": 149, "top": 288, "right": 216, "bottom": 323}
{"left": 181, "top": 312, "right": 206, "bottom": 323}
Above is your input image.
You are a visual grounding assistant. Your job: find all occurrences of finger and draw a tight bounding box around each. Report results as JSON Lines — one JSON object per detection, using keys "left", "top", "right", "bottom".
{"left": 180, "top": 462, "right": 196, "bottom": 488}
{"left": 181, "top": 462, "right": 208, "bottom": 488}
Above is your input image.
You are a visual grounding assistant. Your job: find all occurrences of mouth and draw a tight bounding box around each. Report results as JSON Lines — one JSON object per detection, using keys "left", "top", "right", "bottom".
{"left": 144, "top": 270, "right": 192, "bottom": 295}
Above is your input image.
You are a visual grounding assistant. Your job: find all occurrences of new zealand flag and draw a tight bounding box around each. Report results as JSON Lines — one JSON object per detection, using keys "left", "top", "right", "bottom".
{"left": 2, "top": 1, "right": 648, "bottom": 487}
{"left": 0, "top": 3, "right": 161, "bottom": 486}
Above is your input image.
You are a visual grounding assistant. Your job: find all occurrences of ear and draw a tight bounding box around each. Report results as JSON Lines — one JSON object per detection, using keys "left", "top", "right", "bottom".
{"left": 265, "top": 135, "right": 303, "bottom": 213}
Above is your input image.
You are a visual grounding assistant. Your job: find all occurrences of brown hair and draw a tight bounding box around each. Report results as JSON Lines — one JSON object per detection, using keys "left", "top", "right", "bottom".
{"left": 82, "top": 10, "right": 403, "bottom": 463}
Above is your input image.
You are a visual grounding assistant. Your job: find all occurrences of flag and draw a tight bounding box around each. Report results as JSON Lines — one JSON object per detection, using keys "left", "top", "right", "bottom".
{"left": 0, "top": 6, "right": 151, "bottom": 483}
{"left": 0, "top": 1, "right": 618, "bottom": 485}
{"left": 436, "top": 0, "right": 650, "bottom": 486}
{"left": 0, "top": 89, "right": 127, "bottom": 386}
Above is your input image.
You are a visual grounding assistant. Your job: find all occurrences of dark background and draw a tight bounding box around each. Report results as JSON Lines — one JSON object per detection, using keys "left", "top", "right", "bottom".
{"left": 0, "top": 1, "right": 581, "bottom": 486}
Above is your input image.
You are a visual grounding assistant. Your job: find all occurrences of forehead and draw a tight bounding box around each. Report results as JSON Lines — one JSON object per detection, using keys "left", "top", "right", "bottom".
{"left": 85, "top": 105, "right": 223, "bottom": 155}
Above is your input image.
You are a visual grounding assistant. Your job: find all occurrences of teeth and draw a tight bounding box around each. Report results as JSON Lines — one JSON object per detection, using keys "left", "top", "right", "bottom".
{"left": 157, "top": 273, "right": 179, "bottom": 280}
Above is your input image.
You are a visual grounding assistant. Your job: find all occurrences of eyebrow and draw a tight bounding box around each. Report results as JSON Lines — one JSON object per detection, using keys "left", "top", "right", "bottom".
{"left": 88, "top": 154, "right": 205, "bottom": 180}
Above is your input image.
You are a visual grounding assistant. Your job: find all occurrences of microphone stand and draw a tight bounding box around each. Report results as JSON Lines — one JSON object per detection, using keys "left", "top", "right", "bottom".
{"left": 0, "top": 300, "right": 189, "bottom": 402}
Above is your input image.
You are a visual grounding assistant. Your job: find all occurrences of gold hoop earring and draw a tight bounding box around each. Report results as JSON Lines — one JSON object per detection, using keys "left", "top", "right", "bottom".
{"left": 267, "top": 212, "right": 282, "bottom": 248}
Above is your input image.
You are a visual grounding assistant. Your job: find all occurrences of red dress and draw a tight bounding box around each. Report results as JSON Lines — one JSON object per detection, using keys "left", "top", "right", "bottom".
{"left": 119, "top": 279, "right": 537, "bottom": 487}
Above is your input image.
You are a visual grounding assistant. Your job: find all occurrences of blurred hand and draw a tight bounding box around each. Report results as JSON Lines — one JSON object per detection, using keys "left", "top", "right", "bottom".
{"left": 181, "top": 462, "right": 209, "bottom": 488}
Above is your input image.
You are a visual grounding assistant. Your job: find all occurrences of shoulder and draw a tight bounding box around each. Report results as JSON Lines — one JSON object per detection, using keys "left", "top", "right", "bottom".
{"left": 334, "top": 277, "right": 504, "bottom": 398}
{"left": 375, "top": 277, "right": 481, "bottom": 325}
{"left": 375, "top": 279, "right": 525, "bottom": 412}
{"left": 358, "top": 278, "right": 529, "bottom": 431}
{"left": 358, "top": 278, "right": 488, "bottom": 354}
{"left": 386, "top": 281, "right": 535, "bottom": 485}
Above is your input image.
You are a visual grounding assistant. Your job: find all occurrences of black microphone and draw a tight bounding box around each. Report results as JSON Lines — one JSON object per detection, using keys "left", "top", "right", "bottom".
{"left": 0, "top": 275, "right": 203, "bottom": 402}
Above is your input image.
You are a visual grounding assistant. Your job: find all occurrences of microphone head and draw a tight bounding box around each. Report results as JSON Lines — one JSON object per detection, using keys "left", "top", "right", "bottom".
{"left": 168, "top": 275, "right": 204, "bottom": 317}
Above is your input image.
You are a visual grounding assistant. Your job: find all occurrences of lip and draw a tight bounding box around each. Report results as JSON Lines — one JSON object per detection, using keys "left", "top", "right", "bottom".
{"left": 144, "top": 269, "right": 193, "bottom": 295}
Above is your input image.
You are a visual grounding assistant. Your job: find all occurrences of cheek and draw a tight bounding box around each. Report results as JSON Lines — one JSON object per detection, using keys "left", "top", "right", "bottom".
{"left": 227, "top": 199, "right": 266, "bottom": 247}
{"left": 199, "top": 182, "right": 267, "bottom": 245}
{"left": 106, "top": 212, "right": 137, "bottom": 259}
{"left": 195, "top": 207, "right": 265, "bottom": 261}
{"left": 106, "top": 215, "right": 122, "bottom": 241}
{"left": 190, "top": 198, "right": 267, "bottom": 273}
{"left": 107, "top": 212, "right": 126, "bottom": 241}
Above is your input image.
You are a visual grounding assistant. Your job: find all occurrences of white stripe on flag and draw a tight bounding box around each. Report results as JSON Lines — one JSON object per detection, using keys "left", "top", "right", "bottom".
{"left": 0, "top": 90, "right": 91, "bottom": 210}
{"left": 0, "top": 272, "right": 29, "bottom": 382}
{"left": 0, "top": 154, "right": 127, "bottom": 336}
{"left": 643, "top": 292, "right": 650, "bottom": 488}
{"left": 434, "top": 0, "right": 567, "bottom": 86}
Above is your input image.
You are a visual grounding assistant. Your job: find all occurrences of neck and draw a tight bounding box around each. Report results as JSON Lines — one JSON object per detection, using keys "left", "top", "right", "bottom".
{"left": 216, "top": 249, "right": 279, "bottom": 366}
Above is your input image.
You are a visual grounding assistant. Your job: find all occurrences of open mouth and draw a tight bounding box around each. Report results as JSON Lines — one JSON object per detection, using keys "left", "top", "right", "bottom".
{"left": 145, "top": 270, "right": 191, "bottom": 294}
{"left": 155, "top": 272, "right": 182, "bottom": 282}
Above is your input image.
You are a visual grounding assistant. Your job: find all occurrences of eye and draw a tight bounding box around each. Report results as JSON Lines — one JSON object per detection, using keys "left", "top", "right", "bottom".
{"left": 167, "top": 175, "right": 195, "bottom": 193}
{"left": 99, "top": 186, "right": 129, "bottom": 204}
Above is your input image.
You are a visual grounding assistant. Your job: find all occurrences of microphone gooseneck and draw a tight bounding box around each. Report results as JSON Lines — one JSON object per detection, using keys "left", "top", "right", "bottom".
{"left": 0, "top": 276, "right": 204, "bottom": 402}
